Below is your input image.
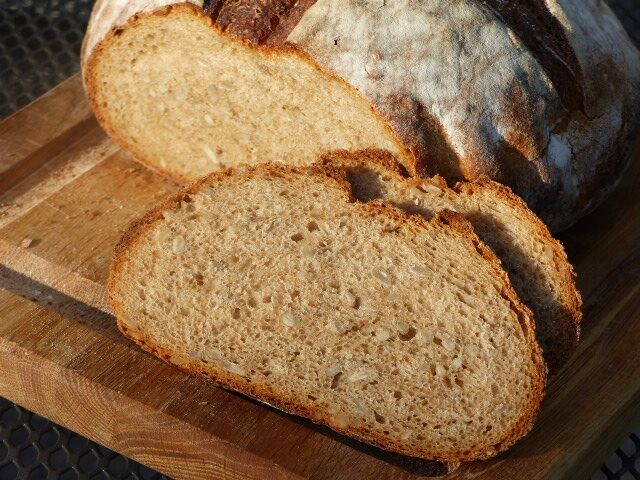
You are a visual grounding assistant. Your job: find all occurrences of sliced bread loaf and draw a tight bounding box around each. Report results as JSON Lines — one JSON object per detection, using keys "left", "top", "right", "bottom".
{"left": 109, "top": 163, "right": 546, "bottom": 462}
{"left": 321, "top": 150, "right": 582, "bottom": 373}
{"left": 82, "top": 0, "right": 640, "bottom": 230}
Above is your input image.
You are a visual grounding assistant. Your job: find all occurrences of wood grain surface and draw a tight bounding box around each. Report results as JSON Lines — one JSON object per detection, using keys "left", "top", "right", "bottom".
{"left": 0, "top": 74, "right": 639, "bottom": 479}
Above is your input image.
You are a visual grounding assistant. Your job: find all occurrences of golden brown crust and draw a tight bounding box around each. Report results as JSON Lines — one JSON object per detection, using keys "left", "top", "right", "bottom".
{"left": 109, "top": 162, "right": 547, "bottom": 462}
{"left": 265, "top": 0, "right": 319, "bottom": 44}
{"left": 207, "top": 0, "right": 297, "bottom": 43}
{"left": 452, "top": 178, "right": 582, "bottom": 370}
{"left": 83, "top": 3, "right": 417, "bottom": 184}
{"left": 372, "top": 94, "right": 465, "bottom": 179}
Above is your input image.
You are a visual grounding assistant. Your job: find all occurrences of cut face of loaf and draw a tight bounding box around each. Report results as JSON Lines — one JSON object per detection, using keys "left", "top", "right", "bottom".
{"left": 321, "top": 150, "right": 582, "bottom": 373}
{"left": 84, "top": 4, "right": 413, "bottom": 182}
{"left": 109, "top": 163, "right": 546, "bottom": 462}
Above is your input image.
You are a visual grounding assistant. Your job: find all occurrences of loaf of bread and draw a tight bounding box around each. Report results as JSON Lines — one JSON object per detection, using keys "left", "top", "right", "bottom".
{"left": 82, "top": 0, "right": 640, "bottom": 231}
{"left": 321, "top": 150, "right": 581, "bottom": 373}
{"left": 109, "top": 162, "right": 546, "bottom": 462}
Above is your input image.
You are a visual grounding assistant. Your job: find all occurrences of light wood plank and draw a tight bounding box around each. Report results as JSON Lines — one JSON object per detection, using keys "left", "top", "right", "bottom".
{"left": 0, "top": 75, "right": 93, "bottom": 186}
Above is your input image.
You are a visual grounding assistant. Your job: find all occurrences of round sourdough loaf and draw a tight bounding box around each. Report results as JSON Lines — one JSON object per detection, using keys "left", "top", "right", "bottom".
{"left": 82, "top": 0, "right": 640, "bottom": 231}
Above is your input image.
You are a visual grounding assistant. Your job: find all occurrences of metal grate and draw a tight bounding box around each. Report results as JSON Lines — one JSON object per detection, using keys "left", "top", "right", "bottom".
{"left": 0, "top": 0, "right": 94, "bottom": 119}
{"left": 592, "top": 431, "right": 640, "bottom": 480}
{"left": 0, "top": 1, "right": 639, "bottom": 479}
{"left": 0, "top": 397, "right": 170, "bottom": 480}
{"left": 607, "top": 0, "right": 640, "bottom": 46}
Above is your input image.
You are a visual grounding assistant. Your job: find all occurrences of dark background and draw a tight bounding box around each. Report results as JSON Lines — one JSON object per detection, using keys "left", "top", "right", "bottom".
{"left": 1, "top": 1, "right": 640, "bottom": 479}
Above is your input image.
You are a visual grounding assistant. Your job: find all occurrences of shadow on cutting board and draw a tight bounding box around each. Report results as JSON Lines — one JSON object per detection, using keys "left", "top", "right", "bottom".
{"left": 0, "top": 264, "right": 122, "bottom": 344}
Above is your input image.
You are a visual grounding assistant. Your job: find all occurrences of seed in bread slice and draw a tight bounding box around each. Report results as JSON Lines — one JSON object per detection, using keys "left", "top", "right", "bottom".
{"left": 320, "top": 150, "right": 582, "bottom": 373}
{"left": 109, "top": 163, "right": 546, "bottom": 462}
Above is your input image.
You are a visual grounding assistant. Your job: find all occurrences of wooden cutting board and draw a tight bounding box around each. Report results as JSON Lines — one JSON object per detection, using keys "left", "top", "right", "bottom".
{"left": 1, "top": 74, "right": 639, "bottom": 480}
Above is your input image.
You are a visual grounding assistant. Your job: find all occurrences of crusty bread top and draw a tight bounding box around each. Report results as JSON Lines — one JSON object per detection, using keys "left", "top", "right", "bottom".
{"left": 109, "top": 162, "right": 546, "bottom": 462}
{"left": 285, "top": 0, "right": 640, "bottom": 230}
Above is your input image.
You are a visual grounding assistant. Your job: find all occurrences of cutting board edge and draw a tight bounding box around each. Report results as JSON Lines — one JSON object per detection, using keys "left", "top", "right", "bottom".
{"left": 0, "top": 331, "right": 304, "bottom": 480}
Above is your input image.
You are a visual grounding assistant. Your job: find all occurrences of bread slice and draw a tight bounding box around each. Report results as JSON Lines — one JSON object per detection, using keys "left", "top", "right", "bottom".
{"left": 84, "top": 3, "right": 414, "bottom": 183}
{"left": 320, "top": 150, "right": 582, "bottom": 373}
{"left": 109, "top": 163, "right": 546, "bottom": 462}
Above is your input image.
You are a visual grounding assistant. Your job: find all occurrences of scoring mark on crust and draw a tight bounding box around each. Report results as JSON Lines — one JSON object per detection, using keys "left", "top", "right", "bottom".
{"left": 203, "top": 0, "right": 318, "bottom": 44}
{"left": 477, "top": 0, "right": 585, "bottom": 113}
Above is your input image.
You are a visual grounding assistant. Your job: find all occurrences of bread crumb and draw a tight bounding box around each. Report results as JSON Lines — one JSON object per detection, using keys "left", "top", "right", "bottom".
{"left": 223, "top": 361, "right": 246, "bottom": 376}
{"left": 301, "top": 241, "right": 316, "bottom": 257}
{"left": 332, "top": 413, "right": 350, "bottom": 429}
{"left": 396, "top": 322, "right": 411, "bottom": 335}
{"left": 328, "top": 318, "right": 349, "bottom": 334}
{"left": 410, "top": 264, "right": 429, "bottom": 276}
{"left": 20, "top": 238, "right": 33, "bottom": 248}
{"left": 451, "top": 356, "right": 464, "bottom": 369}
{"left": 418, "top": 330, "right": 434, "bottom": 343}
{"left": 353, "top": 399, "right": 370, "bottom": 417}
{"left": 374, "top": 270, "right": 392, "bottom": 284}
{"left": 326, "top": 404, "right": 339, "bottom": 414}
{"left": 466, "top": 345, "right": 481, "bottom": 358}
{"left": 310, "top": 204, "right": 323, "bottom": 216}
{"left": 157, "top": 228, "right": 171, "bottom": 243}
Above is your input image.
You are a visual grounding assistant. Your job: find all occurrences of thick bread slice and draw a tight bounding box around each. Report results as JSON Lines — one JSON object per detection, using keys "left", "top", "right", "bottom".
{"left": 321, "top": 150, "right": 582, "bottom": 373}
{"left": 84, "top": 3, "right": 414, "bottom": 183}
{"left": 109, "top": 163, "right": 546, "bottom": 462}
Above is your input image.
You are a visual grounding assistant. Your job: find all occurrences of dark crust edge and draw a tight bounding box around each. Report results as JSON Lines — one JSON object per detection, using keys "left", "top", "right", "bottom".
{"left": 452, "top": 177, "right": 583, "bottom": 370}
{"left": 320, "top": 149, "right": 582, "bottom": 373}
{"left": 83, "top": 2, "right": 418, "bottom": 184}
{"left": 205, "top": 0, "right": 319, "bottom": 45}
{"left": 320, "top": 148, "right": 410, "bottom": 178}
{"left": 108, "top": 161, "right": 547, "bottom": 463}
